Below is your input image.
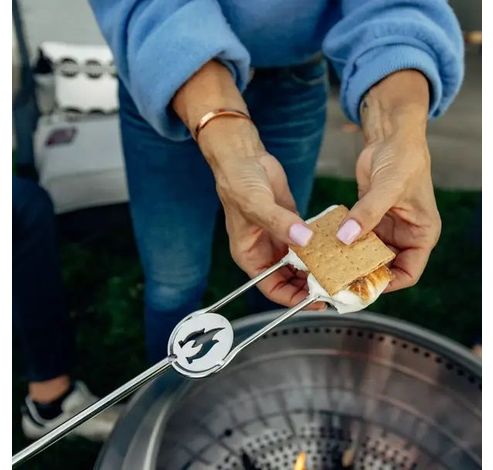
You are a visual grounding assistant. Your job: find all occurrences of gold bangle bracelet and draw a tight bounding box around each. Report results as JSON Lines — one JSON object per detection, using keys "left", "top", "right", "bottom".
{"left": 194, "top": 108, "right": 251, "bottom": 141}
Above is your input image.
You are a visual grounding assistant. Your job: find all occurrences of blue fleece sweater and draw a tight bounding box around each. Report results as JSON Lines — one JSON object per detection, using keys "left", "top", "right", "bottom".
{"left": 89, "top": 0, "right": 464, "bottom": 141}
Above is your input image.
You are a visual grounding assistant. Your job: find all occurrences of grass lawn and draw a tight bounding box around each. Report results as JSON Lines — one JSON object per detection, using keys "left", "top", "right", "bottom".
{"left": 12, "top": 176, "right": 481, "bottom": 469}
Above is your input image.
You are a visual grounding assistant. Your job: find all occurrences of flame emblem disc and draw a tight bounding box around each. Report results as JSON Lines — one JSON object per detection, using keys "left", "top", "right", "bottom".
{"left": 168, "top": 313, "right": 234, "bottom": 378}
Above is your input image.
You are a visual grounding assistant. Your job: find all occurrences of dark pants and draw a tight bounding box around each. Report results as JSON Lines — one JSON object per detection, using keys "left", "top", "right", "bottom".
{"left": 13, "top": 176, "right": 74, "bottom": 382}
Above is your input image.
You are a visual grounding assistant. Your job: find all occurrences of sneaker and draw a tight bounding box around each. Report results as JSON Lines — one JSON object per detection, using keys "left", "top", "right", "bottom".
{"left": 21, "top": 381, "right": 122, "bottom": 441}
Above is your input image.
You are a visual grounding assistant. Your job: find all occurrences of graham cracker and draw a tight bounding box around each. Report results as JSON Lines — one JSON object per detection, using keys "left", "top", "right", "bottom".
{"left": 291, "top": 205, "right": 395, "bottom": 295}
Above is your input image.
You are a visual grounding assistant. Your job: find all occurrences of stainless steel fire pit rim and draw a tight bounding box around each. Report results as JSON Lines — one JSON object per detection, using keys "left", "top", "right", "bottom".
{"left": 242, "top": 309, "right": 481, "bottom": 376}
{"left": 176, "top": 347, "right": 481, "bottom": 421}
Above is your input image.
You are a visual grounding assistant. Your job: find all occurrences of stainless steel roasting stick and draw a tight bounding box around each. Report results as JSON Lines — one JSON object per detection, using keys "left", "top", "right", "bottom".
{"left": 12, "top": 258, "right": 322, "bottom": 468}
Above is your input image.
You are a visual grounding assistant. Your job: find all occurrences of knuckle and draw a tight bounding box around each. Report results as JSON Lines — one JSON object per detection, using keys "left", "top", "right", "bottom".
{"left": 408, "top": 276, "right": 419, "bottom": 288}
{"left": 400, "top": 274, "right": 419, "bottom": 290}
{"left": 229, "top": 245, "right": 243, "bottom": 266}
{"left": 244, "top": 198, "right": 277, "bottom": 229}
{"left": 357, "top": 204, "right": 380, "bottom": 225}
{"left": 428, "top": 213, "right": 442, "bottom": 246}
{"left": 434, "top": 214, "right": 442, "bottom": 238}
{"left": 242, "top": 192, "right": 264, "bottom": 215}
{"left": 264, "top": 209, "right": 280, "bottom": 228}
{"left": 432, "top": 226, "right": 441, "bottom": 246}
{"left": 214, "top": 175, "right": 229, "bottom": 195}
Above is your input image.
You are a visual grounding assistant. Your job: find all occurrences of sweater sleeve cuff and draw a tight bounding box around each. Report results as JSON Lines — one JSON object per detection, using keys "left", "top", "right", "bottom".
{"left": 341, "top": 44, "right": 443, "bottom": 124}
{"left": 129, "top": 0, "right": 251, "bottom": 141}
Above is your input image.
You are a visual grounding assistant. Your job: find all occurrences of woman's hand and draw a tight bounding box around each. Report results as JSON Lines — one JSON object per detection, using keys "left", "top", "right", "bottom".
{"left": 336, "top": 70, "right": 441, "bottom": 291}
{"left": 173, "top": 60, "right": 325, "bottom": 308}
{"left": 199, "top": 118, "right": 326, "bottom": 308}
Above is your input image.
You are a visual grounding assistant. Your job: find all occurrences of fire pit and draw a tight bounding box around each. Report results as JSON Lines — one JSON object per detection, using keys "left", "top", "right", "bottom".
{"left": 96, "top": 311, "right": 481, "bottom": 469}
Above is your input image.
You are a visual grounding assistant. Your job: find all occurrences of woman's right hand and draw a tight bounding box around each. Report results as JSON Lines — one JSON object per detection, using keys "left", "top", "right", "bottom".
{"left": 198, "top": 117, "right": 325, "bottom": 308}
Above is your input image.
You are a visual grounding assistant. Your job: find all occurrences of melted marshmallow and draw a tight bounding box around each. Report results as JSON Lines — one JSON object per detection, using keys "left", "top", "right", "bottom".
{"left": 283, "top": 205, "right": 390, "bottom": 313}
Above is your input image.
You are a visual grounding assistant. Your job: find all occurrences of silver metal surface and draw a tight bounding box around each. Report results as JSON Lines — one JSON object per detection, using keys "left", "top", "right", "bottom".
{"left": 96, "top": 311, "right": 481, "bottom": 470}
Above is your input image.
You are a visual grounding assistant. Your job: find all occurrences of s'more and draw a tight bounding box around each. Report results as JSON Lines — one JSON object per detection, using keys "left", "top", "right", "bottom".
{"left": 285, "top": 205, "right": 395, "bottom": 313}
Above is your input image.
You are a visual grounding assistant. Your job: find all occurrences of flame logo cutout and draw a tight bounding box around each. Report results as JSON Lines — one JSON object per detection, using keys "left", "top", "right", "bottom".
{"left": 178, "top": 327, "right": 225, "bottom": 364}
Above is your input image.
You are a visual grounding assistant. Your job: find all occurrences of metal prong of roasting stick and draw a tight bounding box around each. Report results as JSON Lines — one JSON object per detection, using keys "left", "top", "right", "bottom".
{"left": 207, "top": 258, "right": 287, "bottom": 312}
{"left": 219, "top": 295, "right": 320, "bottom": 370}
{"left": 12, "top": 355, "right": 176, "bottom": 468}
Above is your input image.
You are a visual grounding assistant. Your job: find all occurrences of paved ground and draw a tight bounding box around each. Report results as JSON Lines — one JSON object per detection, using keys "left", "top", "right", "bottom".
{"left": 317, "top": 47, "right": 482, "bottom": 190}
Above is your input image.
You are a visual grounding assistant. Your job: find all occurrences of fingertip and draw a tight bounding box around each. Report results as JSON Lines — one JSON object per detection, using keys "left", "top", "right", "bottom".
{"left": 336, "top": 218, "right": 362, "bottom": 245}
{"left": 289, "top": 223, "right": 314, "bottom": 247}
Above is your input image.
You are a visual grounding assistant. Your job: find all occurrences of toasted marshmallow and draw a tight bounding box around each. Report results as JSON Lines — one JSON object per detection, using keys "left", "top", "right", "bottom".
{"left": 283, "top": 205, "right": 392, "bottom": 313}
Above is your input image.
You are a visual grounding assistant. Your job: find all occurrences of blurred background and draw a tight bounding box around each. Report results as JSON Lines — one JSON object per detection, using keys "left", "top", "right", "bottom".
{"left": 12, "top": 0, "right": 481, "bottom": 468}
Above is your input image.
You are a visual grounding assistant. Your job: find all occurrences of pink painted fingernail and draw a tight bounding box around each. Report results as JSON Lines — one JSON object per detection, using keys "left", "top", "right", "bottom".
{"left": 336, "top": 219, "right": 361, "bottom": 245}
{"left": 289, "top": 223, "right": 313, "bottom": 247}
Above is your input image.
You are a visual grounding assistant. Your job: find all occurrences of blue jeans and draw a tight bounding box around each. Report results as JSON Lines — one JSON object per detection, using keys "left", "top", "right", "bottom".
{"left": 119, "top": 58, "right": 328, "bottom": 362}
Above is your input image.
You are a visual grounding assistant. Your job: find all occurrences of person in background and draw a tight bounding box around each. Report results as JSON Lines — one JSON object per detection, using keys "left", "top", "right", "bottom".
{"left": 13, "top": 176, "right": 119, "bottom": 439}
{"left": 89, "top": 0, "right": 464, "bottom": 362}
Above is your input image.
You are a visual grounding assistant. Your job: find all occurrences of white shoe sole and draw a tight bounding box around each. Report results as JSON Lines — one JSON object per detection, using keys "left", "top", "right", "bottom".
{"left": 22, "top": 406, "right": 122, "bottom": 442}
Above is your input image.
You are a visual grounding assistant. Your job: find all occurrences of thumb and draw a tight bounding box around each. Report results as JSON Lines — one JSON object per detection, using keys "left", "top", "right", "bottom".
{"left": 337, "top": 186, "right": 397, "bottom": 245}
{"left": 247, "top": 193, "right": 313, "bottom": 247}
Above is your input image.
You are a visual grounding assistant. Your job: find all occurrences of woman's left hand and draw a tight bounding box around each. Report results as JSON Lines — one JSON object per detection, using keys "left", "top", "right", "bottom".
{"left": 336, "top": 70, "right": 441, "bottom": 291}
